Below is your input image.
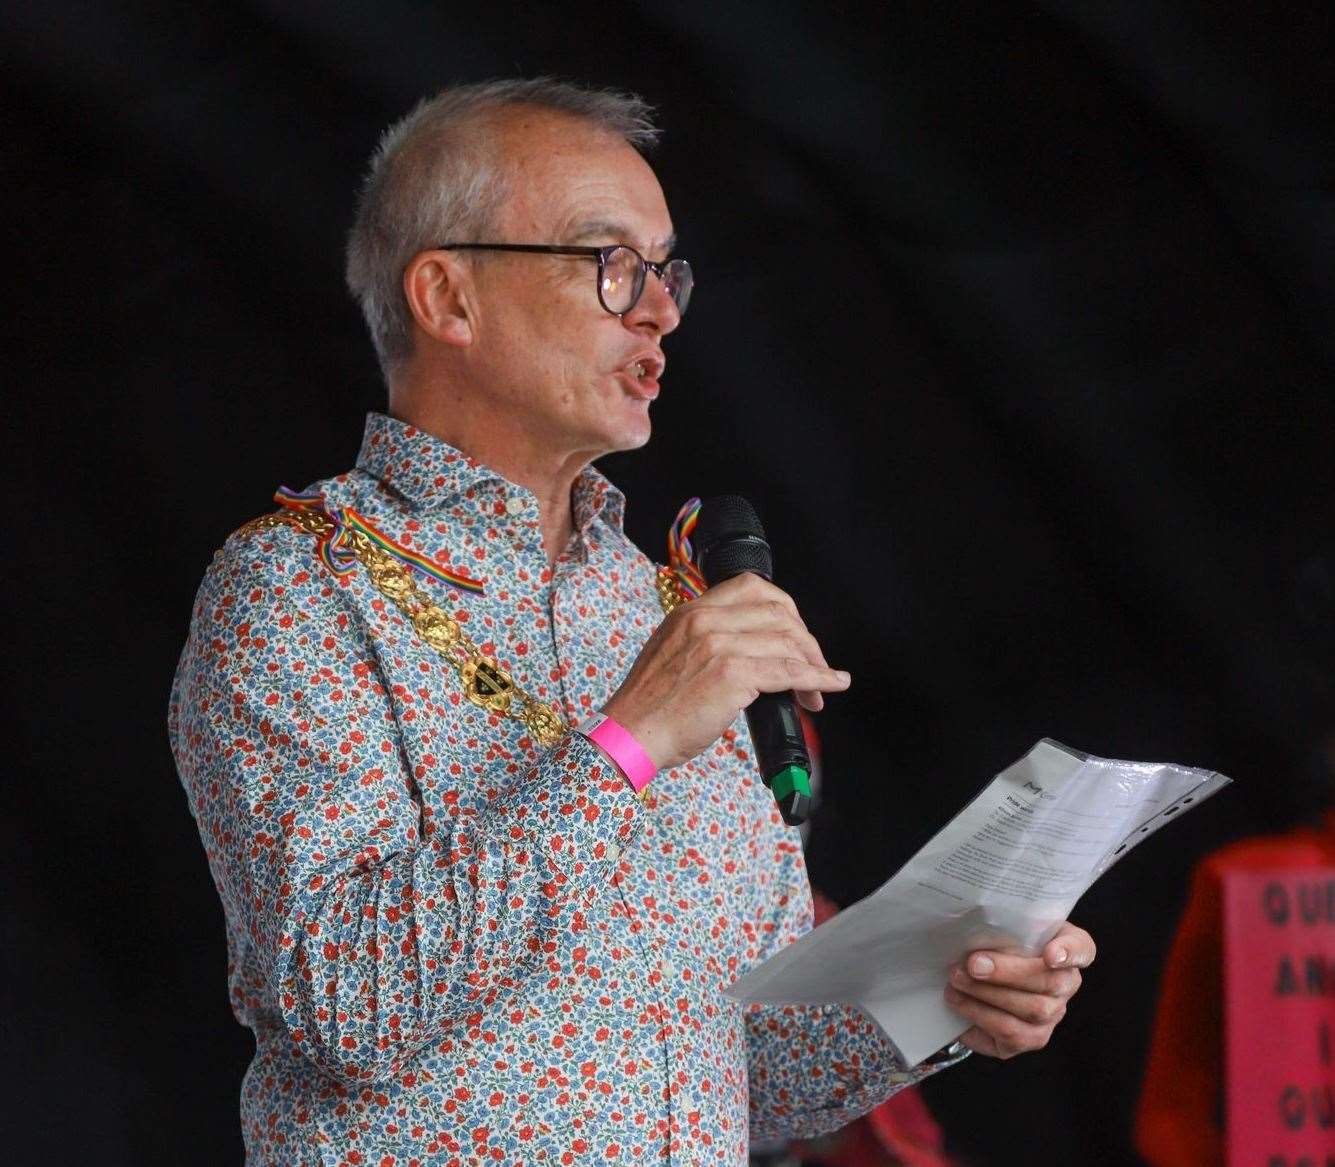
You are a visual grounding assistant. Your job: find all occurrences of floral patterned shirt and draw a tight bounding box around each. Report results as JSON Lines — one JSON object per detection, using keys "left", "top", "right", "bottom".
{"left": 169, "top": 412, "right": 949, "bottom": 1166}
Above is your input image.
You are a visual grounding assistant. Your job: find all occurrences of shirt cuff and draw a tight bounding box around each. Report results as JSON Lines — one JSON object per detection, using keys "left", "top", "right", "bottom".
{"left": 493, "top": 730, "right": 646, "bottom": 870}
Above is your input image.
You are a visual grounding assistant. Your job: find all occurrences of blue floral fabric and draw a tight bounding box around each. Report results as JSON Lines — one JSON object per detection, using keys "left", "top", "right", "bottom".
{"left": 169, "top": 412, "right": 950, "bottom": 1165}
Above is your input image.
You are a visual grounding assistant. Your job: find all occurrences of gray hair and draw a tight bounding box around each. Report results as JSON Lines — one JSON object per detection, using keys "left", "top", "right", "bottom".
{"left": 345, "top": 78, "right": 661, "bottom": 380}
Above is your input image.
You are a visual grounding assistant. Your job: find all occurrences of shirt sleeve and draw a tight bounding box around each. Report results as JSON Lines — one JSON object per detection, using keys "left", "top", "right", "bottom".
{"left": 742, "top": 837, "right": 966, "bottom": 1143}
{"left": 169, "top": 523, "right": 645, "bottom": 1085}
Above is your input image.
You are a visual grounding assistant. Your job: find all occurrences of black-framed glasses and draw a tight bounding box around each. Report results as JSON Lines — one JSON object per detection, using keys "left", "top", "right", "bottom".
{"left": 436, "top": 242, "right": 693, "bottom": 319}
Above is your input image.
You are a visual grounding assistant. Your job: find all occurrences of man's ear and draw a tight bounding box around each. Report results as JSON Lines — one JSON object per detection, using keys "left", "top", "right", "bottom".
{"left": 403, "top": 250, "right": 475, "bottom": 348}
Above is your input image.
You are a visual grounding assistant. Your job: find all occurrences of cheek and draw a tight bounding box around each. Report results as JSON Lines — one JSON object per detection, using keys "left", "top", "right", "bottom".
{"left": 548, "top": 326, "right": 618, "bottom": 396}
{"left": 532, "top": 308, "right": 600, "bottom": 374}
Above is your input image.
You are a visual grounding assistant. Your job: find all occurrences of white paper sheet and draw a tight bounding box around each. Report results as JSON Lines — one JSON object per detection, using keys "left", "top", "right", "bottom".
{"left": 724, "top": 738, "right": 1230, "bottom": 1066}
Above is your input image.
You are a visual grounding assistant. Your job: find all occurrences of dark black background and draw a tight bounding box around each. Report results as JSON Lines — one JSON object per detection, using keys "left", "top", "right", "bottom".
{"left": 5, "top": 2, "right": 1333, "bottom": 1164}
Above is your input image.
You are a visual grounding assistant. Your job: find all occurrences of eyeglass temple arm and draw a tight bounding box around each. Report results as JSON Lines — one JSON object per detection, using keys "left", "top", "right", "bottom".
{"left": 435, "top": 243, "right": 604, "bottom": 256}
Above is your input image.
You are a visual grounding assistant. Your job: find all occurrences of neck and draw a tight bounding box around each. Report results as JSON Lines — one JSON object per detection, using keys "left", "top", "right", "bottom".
{"left": 390, "top": 385, "right": 592, "bottom": 565}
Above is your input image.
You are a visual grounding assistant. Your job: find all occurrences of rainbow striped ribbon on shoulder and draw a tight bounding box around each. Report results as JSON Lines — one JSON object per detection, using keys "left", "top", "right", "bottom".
{"left": 665, "top": 496, "right": 708, "bottom": 600}
{"left": 274, "top": 486, "right": 486, "bottom": 594}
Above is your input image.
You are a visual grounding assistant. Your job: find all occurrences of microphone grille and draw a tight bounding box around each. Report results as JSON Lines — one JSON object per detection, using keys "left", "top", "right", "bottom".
{"left": 694, "top": 494, "right": 766, "bottom": 549}
{"left": 695, "top": 495, "right": 773, "bottom": 583}
{"left": 703, "top": 537, "right": 773, "bottom": 581}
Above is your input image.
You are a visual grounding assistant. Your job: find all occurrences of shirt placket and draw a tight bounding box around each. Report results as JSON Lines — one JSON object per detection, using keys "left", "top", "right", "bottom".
{"left": 610, "top": 844, "right": 700, "bottom": 1163}
{"left": 550, "top": 537, "right": 703, "bottom": 1165}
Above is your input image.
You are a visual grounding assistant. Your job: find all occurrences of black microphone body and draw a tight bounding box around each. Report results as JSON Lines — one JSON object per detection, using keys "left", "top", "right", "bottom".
{"left": 693, "top": 496, "right": 813, "bottom": 826}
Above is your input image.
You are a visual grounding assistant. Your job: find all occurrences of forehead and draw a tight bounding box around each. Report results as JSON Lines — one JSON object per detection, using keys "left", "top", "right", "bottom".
{"left": 489, "top": 108, "right": 674, "bottom": 252}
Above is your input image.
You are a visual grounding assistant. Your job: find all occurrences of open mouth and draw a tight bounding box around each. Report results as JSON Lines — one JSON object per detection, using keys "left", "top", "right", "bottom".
{"left": 621, "top": 352, "right": 665, "bottom": 398}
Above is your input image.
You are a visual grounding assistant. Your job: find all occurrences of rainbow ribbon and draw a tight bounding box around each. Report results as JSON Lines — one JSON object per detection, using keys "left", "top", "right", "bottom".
{"left": 274, "top": 486, "right": 486, "bottom": 594}
{"left": 666, "top": 496, "right": 708, "bottom": 600}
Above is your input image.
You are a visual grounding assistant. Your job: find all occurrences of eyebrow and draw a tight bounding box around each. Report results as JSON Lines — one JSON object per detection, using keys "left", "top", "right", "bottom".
{"left": 567, "top": 219, "right": 677, "bottom": 256}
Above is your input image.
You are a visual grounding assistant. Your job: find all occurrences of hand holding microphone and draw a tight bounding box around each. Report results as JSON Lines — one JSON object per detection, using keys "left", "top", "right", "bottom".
{"left": 602, "top": 497, "right": 840, "bottom": 823}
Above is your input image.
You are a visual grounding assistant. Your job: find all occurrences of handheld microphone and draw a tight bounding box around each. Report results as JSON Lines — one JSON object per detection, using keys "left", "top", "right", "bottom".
{"left": 692, "top": 495, "right": 813, "bottom": 826}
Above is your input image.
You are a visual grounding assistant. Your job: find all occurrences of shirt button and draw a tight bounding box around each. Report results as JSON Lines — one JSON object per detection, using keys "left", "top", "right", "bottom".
{"left": 505, "top": 495, "right": 527, "bottom": 516}
{"left": 606, "top": 843, "right": 621, "bottom": 862}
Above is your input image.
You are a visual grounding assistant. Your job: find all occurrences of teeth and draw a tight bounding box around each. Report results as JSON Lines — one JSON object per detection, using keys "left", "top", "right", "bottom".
{"left": 633, "top": 361, "right": 647, "bottom": 378}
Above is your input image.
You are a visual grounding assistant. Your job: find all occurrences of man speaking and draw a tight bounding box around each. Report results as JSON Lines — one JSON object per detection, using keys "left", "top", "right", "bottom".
{"left": 169, "top": 79, "right": 1094, "bottom": 1164}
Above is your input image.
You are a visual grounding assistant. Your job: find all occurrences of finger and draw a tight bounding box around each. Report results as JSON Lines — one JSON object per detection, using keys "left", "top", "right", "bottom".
{"left": 691, "top": 576, "right": 834, "bottom": 671}
{"left": 964, "top": 947, "right": 1093, "bottom": 991}
{"left": 955, "top": 1026, "right": 1004, "bottom": 1059}
{"left": 682, "top": 593, "right": 825, "bottom": 662}
{"left": 698, "top": 573, "right": 800, "bottom": 620}
{"left": 955, "top": 961, "right": 1083, "bottom": 1003}
{"left": 734, "top": 656, "right": 850, "bottom": 697}
{"left": 944, "top": 985, "right": 1054, "bottom": 1059}
{"left": 1043, "top": 922, "right": 1097, "bottom": 970}
{"left": 694, "top": 629, "right": 831, "bottom": 674}
{"left": 724, "top": 610, "right": 829, "bottom": 667}
{"left": 794, "top": 689, "right": 825, "bottom": 712}
{"left": 961, "top": 950, "right": 1059, "bottom": 992}
{"left": 947, "top": 965, "right": 1078, "bottom": 1025}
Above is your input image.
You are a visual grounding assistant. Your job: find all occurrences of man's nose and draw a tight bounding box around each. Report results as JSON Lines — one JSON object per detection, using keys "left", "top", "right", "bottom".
{"left": 622, "top": 270, "right": 681, "bottom": 337}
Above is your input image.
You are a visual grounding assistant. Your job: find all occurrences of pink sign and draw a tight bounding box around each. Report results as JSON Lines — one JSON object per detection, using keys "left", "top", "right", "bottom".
{"left": 1224, "top": 869, "right": 1335, "bottom": 1166}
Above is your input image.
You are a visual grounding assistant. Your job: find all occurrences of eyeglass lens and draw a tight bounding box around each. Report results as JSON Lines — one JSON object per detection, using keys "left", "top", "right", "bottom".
{"left": 599, "top": 247, "right": 693, "bottom": 317}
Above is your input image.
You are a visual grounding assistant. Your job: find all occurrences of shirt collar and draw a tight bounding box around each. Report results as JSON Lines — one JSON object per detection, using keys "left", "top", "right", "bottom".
{"left": 355, "top": 411, "right": 626, "bottom": 535}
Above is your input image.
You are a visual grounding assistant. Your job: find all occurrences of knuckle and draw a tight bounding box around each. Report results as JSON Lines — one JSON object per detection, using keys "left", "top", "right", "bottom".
{"left": 1000, "top": 1025, "right": 1039, "bottom": 1055}
{"left": 1033, "top": 998, "right": 1062, "bottom": 1026}
{"left": 699, "top": 632, "right": 727, "bottom": 659}
{"left": 716, "top": 656, "right": 744, "bottom": 683}
{"left": 683, "top": 605, "right": 714, "bottom": 634}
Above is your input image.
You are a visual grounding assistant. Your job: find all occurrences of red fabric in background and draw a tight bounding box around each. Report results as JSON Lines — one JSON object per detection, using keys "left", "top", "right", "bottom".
{"left": 1135, "top": 813, "right": 1335, "bottom": 1166}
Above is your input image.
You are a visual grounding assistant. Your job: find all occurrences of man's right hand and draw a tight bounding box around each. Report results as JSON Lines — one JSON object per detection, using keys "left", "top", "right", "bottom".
{"left": 599, "top": 573, "right": 851, "bottom": 772}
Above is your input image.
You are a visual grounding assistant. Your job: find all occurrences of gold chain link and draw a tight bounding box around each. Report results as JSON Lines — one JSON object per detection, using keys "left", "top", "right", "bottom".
{"left": 655, "top": 565, "right": 691, "bottom": 615}
{"left": 242, "top": 509, "right": 567, "bottom": 747}
{"left": 241, "top": 509, "right": 692, "bottom": 753}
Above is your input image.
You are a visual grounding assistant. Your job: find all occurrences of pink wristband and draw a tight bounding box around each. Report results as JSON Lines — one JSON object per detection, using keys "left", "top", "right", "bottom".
{"left": 578, "top": 712, "right": 658, "bottom": 793}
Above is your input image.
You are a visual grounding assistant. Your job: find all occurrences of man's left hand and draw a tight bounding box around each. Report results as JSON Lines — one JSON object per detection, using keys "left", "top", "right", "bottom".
{"left": 943, "top": 921, "right": 1095, "bottom": 1059}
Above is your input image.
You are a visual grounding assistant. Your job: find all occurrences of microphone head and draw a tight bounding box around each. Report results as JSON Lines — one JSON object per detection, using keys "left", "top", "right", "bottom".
{"left": 695, "top": 495, "right": 773, "bottom": 583}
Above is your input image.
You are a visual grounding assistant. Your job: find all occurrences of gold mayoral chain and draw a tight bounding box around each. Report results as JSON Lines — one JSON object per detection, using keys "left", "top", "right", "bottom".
{"left": 655, "top": 564, "right": 692, "bottom": 615}
{"left": 242, "top": 499, "right": 694, "bottom": 750}
{"left": 243, "top": 504, "right": 567, "bottom": 747}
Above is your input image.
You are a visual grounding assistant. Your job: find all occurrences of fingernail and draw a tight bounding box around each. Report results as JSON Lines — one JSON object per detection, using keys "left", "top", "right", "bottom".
{"left": 836, "top": 670, "right": 850, "bottom": 683}
{"left": 969, "top": 955, "right": 995, "bottom": 977}
{"left": 1051, "top": 947, "right": 1069, "bottom": 966}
